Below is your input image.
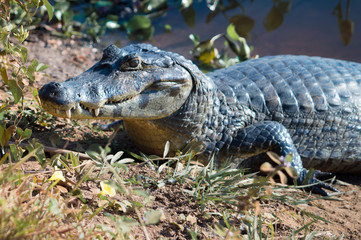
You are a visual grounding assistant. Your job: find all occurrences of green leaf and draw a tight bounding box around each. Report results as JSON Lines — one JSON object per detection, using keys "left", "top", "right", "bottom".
{"left": 70, "top": 151, "right": 80, "bottom": 168}
{"left": 27, "top": 62, "right": 36, "bottom": 80}
{"left": 31, "top": 59, "right": 39, "bottom": 68}
{"left": 0, "top": 26, "right": 10, "bottom": 48}
{"left": 95, "top": 1, "right": 113, "bottom": 7}
{"left": 0, "top": 67, "right": 8, "bottom": 84}
{"left": 206, "top": 0, "right": 219, "bottom": 11}
{"left": 131, "top": 201, "right": 144, "bottom": 208}
{"left": 144, "top": 210, "right": 163, "bottom": 225}
{"left": 180, "top": 0, "right": 193, "bottom": 8}
{"left": 146, "top": 0, "right": 168, "bottom": 11}
{"left": 0, "top": 124, "right": 5, "bottom": 147}
{"left": 0, "top": 104, "right": 9, "bottom": 115}
{"left": 42, "top": 0, "right": 54, "bottom": 21}
{"left": 264, "top": 6, "right": 283, "bottom": 32}
{"left": 22, "top": 128, "right": 32, "bottom": 139}
{"left": 285, "top": 154, "right": 293, "bottom": 163}
{"left": 0, "top": 125, "right": 16, "bottom": 148}
{"left": 16, "top": 127, "right": 23, "bottom": 136}
{"left": 303, "top": 168, "right": 315, "bottom": 185}
{"left": 127, "top": 15, "right": 151, "bottom": 33}
{"left": 62, "top": 10, "right": 73, "bottom": 24}
{"left": 339, "top": 19, "right": 354, "bottom": 46}
{"left": 20, "top": 46, "right": 28, "bottom": 63}
{"left": 164, "top": 24, "right": 172, "bottom": 33}
{"left": 109, "top": 151, "right": 123, "bottom": 164}
{"left": 105, "top": 21, "right": 120, "bottom": 29}
{"left": 227, "top": 24, "right": 239, "bottom": 41}
{"left": 229, "top": 14, "right": 254, "bottom": 38}
{"left": 163, "top": 141, "right": 170, "bottom": 158}
{"left": 87, "top": 150, "right": 100, "bottom": 161}
{"left": 8, "top": 80, "right": 22, "bottom": 103}
{"left": 36, "top": 63, "right": 49, "bottom": 72}
{"left": 116, "top": 158, "right": 134, "bottom": 164}
{"left": 114, "top": 216, "right": 139, "bottom": 233}
{"left": 238, "top": 37, "right": 251, "bottom": 60}
{"left": 132, "top": 189, "right": 149, "bottom": 198}
{"left": 26, "top": 139, "right": 46, "bottom": 166}
{"left": 188, "top": 229, "right": 198, "bottom": 240}
{"left": 9, "top": 144, "right": 19, "bottom": 161}
{"left": 54, "top": 10, "right": 62, "bottom": 21}
{"left": 189, "top": 33, "right": 200, "bottom": 46}
{"left": 180, "top": 6, "right": 196, "bottom": 28}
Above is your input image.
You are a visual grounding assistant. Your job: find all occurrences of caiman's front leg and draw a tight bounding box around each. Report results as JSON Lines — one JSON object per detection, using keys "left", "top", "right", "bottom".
{"left": 230, "top": 121, "right": 337, "bottom": 195}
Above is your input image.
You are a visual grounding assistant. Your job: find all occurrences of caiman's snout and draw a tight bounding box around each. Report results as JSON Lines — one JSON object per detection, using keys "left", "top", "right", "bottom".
{"left": 39, "top": 81, "right": 80, "bottom": 118}
{"left": 39, "top": 82, "right": 67, "bottom": 105}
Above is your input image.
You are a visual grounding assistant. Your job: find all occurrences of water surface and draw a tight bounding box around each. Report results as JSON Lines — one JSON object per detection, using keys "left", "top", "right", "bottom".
{"left": 103, "top": 0, "right": 361, "bottom": 62}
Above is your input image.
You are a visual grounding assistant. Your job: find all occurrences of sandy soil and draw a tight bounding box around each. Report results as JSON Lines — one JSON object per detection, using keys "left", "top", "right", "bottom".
{"left": 2, "top": 33, "right": 361, "bottom": 239}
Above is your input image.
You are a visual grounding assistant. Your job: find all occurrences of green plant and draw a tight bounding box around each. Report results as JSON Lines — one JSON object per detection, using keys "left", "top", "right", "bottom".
{"left": 0, "top": 1, "right": 52, "bottom": 155}
{"left": 189, "top": 24, "right": 253, "bottom": 71}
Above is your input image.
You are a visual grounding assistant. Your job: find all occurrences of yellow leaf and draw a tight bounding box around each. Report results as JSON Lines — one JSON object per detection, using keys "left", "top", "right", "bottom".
{"left": 284, "top": 167, "right": 298, "bottom": 178}
{"left": 100, "top": 181, "right": 116, "bottom": 197}
{"left": 277, "top": 171, "right": 288, "bottom": 185}
{"left": 260, "top": 162, "right": 274, "bottom": 172}
{"left": 56, "top": 185, "right": 68, "bottom": 193}
{"left": 186, "top": 214, "right": 197, "bottom": 225}
{"left": 266, "top": 152, "right": 282, "bottom": 164}
{"left": 49, "top": 170, "right": 65, "bottom": 182}
{"left": 199, "top": 48, "right": 216, "bottom": 63}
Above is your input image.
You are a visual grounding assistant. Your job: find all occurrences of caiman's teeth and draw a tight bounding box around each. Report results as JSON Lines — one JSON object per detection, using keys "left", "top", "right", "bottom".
{"left": 66, "top": 109, "right": 71, "bottom": 119}
{"left": 94, "top": 108, "right": 100, "bottom": 116}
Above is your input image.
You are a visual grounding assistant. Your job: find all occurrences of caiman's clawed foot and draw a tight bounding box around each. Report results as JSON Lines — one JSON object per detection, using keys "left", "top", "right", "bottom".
{"left": 297, "top": 169, "right": 339, "bottom": 196}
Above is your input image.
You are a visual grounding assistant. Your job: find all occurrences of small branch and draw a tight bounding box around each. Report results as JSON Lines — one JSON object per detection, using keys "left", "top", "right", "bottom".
{"left": 7, "top": 142, "right": 90, "bottom": 159}
{"left": 42, "top": 145, "right": 89, "bottom": 159}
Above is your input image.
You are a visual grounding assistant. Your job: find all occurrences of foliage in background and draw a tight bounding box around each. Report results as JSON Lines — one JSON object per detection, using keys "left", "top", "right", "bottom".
{"left": 0, "top": 0, "right": 51, "bottom": 157}
{"left": 189, "top": 25, "right": 253, "bottom": 71}
{"left": 333, "top": 0, "right": 354, "bottom": 45}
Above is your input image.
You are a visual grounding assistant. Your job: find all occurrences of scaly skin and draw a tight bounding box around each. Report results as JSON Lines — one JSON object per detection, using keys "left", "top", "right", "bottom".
{"left": 39, "top": 44, "right": 361, "bottom": 194}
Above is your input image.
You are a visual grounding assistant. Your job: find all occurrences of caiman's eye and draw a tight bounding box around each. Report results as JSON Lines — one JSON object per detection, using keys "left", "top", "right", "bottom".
{"left": 121, "top": 56, "right": 142, "bottom": 71}
{"left": 129, "top": 58, "right": 140, "bottom": 68}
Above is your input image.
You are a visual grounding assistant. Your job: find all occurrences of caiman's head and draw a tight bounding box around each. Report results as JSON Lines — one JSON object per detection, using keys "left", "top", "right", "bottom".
{"left": 39, "top": 44, "right": 195, "bottom": 119}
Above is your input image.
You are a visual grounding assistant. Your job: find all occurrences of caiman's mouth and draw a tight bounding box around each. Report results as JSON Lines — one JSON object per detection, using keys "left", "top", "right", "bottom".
{"left": 78, "top": 95, "right": 135, "bottom": 118}
{"left": 44, "top": 94, "right": 136, "bottom": 119}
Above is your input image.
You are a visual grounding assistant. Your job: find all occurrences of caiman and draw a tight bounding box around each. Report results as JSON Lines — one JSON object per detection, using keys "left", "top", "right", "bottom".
{"left": 39, "top": 44, "right": 361, "bottom": 195}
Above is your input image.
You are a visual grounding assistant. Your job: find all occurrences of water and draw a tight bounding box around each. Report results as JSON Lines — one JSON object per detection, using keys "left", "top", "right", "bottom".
{"left": 102, "top": 0, "right": 361, "bottom": 62}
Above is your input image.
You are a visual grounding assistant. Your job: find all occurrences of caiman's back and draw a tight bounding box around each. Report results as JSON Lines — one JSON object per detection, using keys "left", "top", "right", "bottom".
{"left": 208, "top": 55, "right": 361, "bottom": 173}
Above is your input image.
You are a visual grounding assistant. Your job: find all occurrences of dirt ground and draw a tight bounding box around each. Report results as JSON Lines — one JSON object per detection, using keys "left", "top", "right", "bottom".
{"left": 3, "top": 33, "right": 361, "bottom": 239}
